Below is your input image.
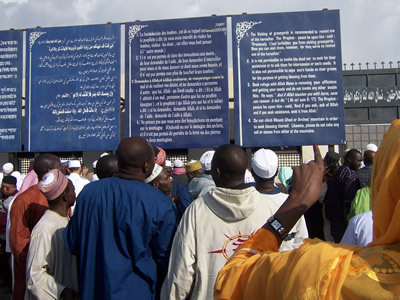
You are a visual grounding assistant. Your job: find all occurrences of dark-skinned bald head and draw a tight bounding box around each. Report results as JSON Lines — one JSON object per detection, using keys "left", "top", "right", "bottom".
{"left": 117, "top": 137, "right": 155, "bottom": 181}
{"left": 97, "top": 154, "right": 119, "bottom": 179}
{"left": 363, "top": 150, "right": 375, "bottom": 166}
{"left": 211, "top": 144, "right": 247, "bottom": 188}
{"left": 33, "top": 154, "right": 61, "bottom": 181}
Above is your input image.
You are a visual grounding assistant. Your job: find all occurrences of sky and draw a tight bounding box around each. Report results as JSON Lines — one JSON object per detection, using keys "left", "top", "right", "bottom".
{"left": 0, "top": 0, "right": 399, "bottom": 69}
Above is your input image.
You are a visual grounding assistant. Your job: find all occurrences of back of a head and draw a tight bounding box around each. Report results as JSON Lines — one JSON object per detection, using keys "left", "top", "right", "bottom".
{"left": 3, "top": 163, "right": 13, "bottom": 175}
{"left": 200, "top": 150, "right": 215, "bottom": 173}
{"left": 324, "top": 151, "right": 341, "bottom": 166}
{"left": 117, "top": 137, "right": 155, "bottom": 180}
{"left": 363, "top": 150, "right": 375, "bottom": 165}
{"left": 96, "top": 154, "right": 119, "bottom": 179}
{"left": 211, "top": 144, "right": 247, "bottom": 188}
{"left": 278, "top": 167, "right": 293, "bottom": 189}
{"left": 154, "top": 146, "right": 166, "bottom": 166}
{"left": 252, "top": 148, "right": 278, "bottom": 182}
{"left": 33, "top": 154, "right": 61, "bottom": 181}
{"left": 174, "top": 159, "right": 183, "bottom": 168}
{"left": 38, "top": 169, "right": 69, "bottom": 201}
{"left": 324, "top": 151, "right": 341, "bottom": 175}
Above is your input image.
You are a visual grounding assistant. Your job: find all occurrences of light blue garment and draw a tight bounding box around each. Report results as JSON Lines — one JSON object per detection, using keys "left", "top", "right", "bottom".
{"left": 341, "top": 210, "right": 373, "bottom": 246}
{"left": 188, "top": 174, "right": 215, "bottom": 200}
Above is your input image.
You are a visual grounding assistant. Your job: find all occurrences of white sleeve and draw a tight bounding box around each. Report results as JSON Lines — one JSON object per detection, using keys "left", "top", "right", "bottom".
{"left": 161, "top": 214, "right": 196, "bottom": 300}
{"left": 280, "top": 215, "right": 309, "bottom": 252}
{"left": 26, "top": 225, "right": 65, "bottom": 299}
{"left": 340, "top": 217, "right": 358, "bottom": 246}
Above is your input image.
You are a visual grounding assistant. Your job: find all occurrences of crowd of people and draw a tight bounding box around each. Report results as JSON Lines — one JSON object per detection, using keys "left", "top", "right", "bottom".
{"left": 0, "top": 120, "right": 398, "bottom": 299}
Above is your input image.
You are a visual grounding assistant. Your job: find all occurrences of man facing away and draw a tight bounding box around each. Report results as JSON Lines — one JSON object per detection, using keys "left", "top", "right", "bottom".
{"left": 188, "top": 150, "right": 216, "bottom": 200}
{"left": 0, "top": 175, "right": 17, "bottom": 289}
{"left": 64, "top": 137, "right": 177, "bottom": 300}
{"left": 356, "top": 144, "right": 377, "bottom": 188}
{"left": 324, "top": 149, "right": 362, "bottom": 242}
{"left": 161, "top": 144, "right": 304, "bottom": 300}
{"left": 67, "top": 160, "right": 89, "bottom": 215}
{"left": 9, "top": 154, "right": 60, "bottom": 300}
{"left": 95, "top": 154, "right": 118, "bottom": 180}
{"left": 175, "top": 160, "right": 203, "bottom": 220}
{"left": 26, "top": 169, "right": 79, "bottom": 300}
{"left": 251, "top": 148, "right": 308, "bottom": 251}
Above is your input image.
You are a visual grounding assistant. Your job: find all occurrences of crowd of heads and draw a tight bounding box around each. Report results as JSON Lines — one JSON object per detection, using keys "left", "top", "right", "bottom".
{"left": 0, "top": 132, "right": 385, "bottom": 299}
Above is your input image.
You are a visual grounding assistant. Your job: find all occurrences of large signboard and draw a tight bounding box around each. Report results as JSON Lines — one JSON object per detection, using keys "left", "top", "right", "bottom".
{"left": 232, "top": 10, "right": 345, "bottom": 147}
{"left": 126, "top": 16, "right": 229, "bottom": 148}
{"left": 25, "top": 24, "right": 121, "bottom": 152}
{"left": 0, "top": 30, "right": 22, "bottom": 152}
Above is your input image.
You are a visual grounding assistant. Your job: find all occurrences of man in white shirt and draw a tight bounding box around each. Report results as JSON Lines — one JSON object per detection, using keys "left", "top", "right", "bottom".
{"left": 251, "top": 148, "right": 309, "bottom": 252}
{"left": 162, "top": 145, "right": 306, "bottom": 300}
{"left": 26, "top": 169, "right": 79, "bottom": 299}
{"left": 67, "top": 160, "right": 90, "bottom": 214}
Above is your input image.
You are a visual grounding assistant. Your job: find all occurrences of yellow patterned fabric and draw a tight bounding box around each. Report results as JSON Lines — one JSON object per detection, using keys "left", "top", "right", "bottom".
{"left": 214, "top": 120, "right": 400, "bottom": 299}
{"left": 369, "top": 119, "right": 400, "bottom": 246}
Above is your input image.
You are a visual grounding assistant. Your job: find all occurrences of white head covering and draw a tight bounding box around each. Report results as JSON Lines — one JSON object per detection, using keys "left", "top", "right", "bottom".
{"left": 200, "top": 150, "right": 215, "bottom": 171}
{"left": 93, "top": 160, "right": 98, "bottom": 168}
{"left": 145, "top": 164, "right": 163, "bottom": 183}
{"left": 244, "top": 169, "right": 255, "bottom": 184}
{"left": 165, "top": 160, "right": 172, "bottom": 168}
{"left": 174, "top": 159, "right": 183, "bottom": 168}
{"left": 252, "top": 149, "right": 278, "bottom": 179}
{"left": 100, "top": 152, "right": 109, "bottom": 158}
{"left": 365, "top": 143, "right": 378, "bottom": 152}
{"left": 3, "top": 163, "right": 13, "bottom": 174}
{"left": 68, "top": 160, "right": 81, "bottom": 168}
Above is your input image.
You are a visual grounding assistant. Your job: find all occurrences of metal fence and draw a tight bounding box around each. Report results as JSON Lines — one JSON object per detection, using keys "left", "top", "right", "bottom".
{"left": 345, "top": 123, "right": 390, "bottom": 150}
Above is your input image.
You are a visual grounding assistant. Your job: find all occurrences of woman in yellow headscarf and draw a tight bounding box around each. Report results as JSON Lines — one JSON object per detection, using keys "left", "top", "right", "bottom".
{"left": 214, "top": 120, "right": 400, "bottom": 299}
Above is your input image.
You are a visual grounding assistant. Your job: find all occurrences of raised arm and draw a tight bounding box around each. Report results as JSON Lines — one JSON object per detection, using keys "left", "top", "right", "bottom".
{"left": 262, "top": 144, "right": 324, "bottom": 245}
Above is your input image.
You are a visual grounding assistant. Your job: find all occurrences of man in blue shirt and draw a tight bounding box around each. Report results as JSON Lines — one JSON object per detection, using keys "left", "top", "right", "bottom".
{"left": 64, "top": 137, "right": 177, "bottom": 299}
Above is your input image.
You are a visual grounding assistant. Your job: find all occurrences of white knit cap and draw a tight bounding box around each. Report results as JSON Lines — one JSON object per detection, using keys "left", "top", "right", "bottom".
{"left": 68, "top": 160, "right": 81, "bottom": 168}
{"left": 252, "top": 149, "right": 278, "bottom": 179}
{"left": 365, "top": 143, "right": 378, "bottom": 152}
{"left": 174, "top": 159, "right": 183, "bottom": 168}
{"left": 2, "top": 163, "right": 13, "bottom": 174}
{"left": 145, "top": 164, "right": 163, "bottom": 183}
{"left": 200, "top": 150, "right": 215, "bottom": 171}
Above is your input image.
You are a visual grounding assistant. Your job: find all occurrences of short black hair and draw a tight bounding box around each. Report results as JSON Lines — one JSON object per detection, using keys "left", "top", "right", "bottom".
{"left": 345, "top": 149, "right": 362, "bottom": 161}
{"left": 2, "top": 175, "right": 16, "bottom": 186}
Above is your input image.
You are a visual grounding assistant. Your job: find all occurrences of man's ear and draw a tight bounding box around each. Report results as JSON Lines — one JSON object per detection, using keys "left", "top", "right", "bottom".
{"left": 152, "top": 181, "right": 159, "bottom": 188}
{"left": 143, "top": 161, "right": 151, "bottom": 176}
{"left": 212, "top": 167, "right": 221, "bottom": 181}
{"left": 61, "top": 190, "right": 68, "bottom": 202}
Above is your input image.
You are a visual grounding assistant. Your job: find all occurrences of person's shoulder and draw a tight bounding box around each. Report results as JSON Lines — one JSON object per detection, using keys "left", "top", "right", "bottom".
{"left": 258, "top": 191, "right": 286, "bottom": 207}
{"left": 355, "top": 210, "right": 373, "bottom": 223}
{"left": 31, "top": 211, "right": 56, "bottom": 234}
{"left": 356, "top": 167, "right": 368, "bottom": 173}
{"left": 14, "top": 184, "right": 43, "bottom": 202}
{"left": 79, "top": 175, "right": 90, "bottom": 183}
{"left": 114, "top": 178, "right": 173, "bottom": 205}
